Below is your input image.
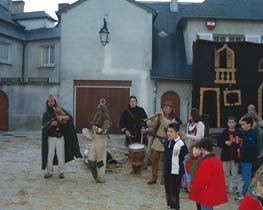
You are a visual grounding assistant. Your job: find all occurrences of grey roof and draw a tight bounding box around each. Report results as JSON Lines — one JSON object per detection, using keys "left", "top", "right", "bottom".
{"left": 143, "top": 0, "right": 263, "bottom": 81}
{"left": 143, "top": 2, "right": 192, "bottom": 80}
{"left": 179, "top": 0, "right": 263, "bottom": 23}
{"left": 12, "top": 11, "right": 57, "bottom": 22}
{"left": 57, "top": 0, "right": 157, "bottom": 17}
{"left": 0, "top": 5, "right": 59, "bottom": 41}
{"left": 25, "top": 27, "right": 60, "bottom": 41}
{"left": 0, "top": 5, "right": 23, "bottom": 27}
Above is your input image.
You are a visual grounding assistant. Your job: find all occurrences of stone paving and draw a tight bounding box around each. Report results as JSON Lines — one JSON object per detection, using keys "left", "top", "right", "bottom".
{"left": 0, "top": 132, "right": 239, "bottom": 210}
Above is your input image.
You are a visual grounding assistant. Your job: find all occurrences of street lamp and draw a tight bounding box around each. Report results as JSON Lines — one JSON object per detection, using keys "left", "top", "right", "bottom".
{"left": 99, "top": 18, "right": 110, "bottom": 46}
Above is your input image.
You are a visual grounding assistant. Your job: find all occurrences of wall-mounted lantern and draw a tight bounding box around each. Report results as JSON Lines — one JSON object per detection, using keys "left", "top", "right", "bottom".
{"left": 99, "top": 18, "right": 110, "bottom": 46}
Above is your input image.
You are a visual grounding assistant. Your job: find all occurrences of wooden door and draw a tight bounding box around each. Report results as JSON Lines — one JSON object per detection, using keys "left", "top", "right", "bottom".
{"left": 0, "top": 91, "right": 8, "bottom": 131}
{"left": 161, "top": 91, "right": 180, "bottom": 117}
{"left": 76, "top": 87, "right": 130, "bottom": 133}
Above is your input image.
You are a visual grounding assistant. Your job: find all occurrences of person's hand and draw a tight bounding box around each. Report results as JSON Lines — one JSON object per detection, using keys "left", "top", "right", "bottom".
{"left": 235, "top": 136, "right": 240, "bottom": 144}
{"left": 237, "top": 148, "right": 241, "bottom": 159}
{"left": 173, "top": 149, "right": 179, "bottom": 156}
{"left": 92, "top": 125, "right": 98, "bottom": 132}
{"left": 155, "top": 112, "right": 162, "bottom": 117}
{"left": 125, "top": 130, "right": 132, "bottom": 137}
{"left": 50, "top": 120, "right": 58, "bottom": 126}
{"left": 225, "top": 141, "right": 232, "bottom": 146}
{"left": 56, "top": 116, "right": 64, "bottom": 122}
{"left": 179, "top": 131, "right": 186, "bottom": 137}
{"left": 141, "top": 127, "right": 146, "bottom": 134}
{"left": 160, "top": 109, "right": 164, "bottom": 118}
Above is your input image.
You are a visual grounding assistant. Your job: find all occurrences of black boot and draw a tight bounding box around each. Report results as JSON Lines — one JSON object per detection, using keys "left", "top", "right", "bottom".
{"left": 88, "top": 160, "right": 97, "bottom": 180}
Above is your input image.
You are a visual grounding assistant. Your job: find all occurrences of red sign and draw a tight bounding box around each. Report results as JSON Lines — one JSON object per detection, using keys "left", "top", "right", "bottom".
{"left": 206, "top": 19, "right": 216, "bottom": 30}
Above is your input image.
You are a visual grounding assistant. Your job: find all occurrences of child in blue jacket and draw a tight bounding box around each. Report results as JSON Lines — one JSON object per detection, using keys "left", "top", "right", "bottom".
{"left": 239, "top": 117, "right": 258, "bottom": 199}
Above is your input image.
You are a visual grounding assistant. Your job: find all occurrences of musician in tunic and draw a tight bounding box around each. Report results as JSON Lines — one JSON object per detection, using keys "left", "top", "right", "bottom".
{"left": 88, "top": 99, "right": 111, "bottom": 183}
{"left": 147, "top": 100, "right": 182, "bottom": 185}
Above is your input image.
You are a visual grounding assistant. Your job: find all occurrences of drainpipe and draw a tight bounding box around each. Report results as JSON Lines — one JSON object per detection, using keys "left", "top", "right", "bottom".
{"left": 153, "top": 79, "right": 157, "bottom": 113}
{"left": 21, "top": 40, "right": 25, "bottom": 83}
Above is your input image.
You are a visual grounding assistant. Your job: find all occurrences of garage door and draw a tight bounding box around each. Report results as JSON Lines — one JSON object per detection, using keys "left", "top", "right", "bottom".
{"left": 0, "top": 91, "right": 8, "bottom": 131}
{"left": 75, "top": 81, "right": 131, "bottom": 133}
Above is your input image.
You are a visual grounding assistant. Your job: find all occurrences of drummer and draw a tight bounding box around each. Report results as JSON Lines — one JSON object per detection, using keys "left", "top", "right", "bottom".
{"left": 119, "top": 96, "right": 148, "bottom": 146}
{"left": 147, "top": 101, "right": 182, "bottom": 185}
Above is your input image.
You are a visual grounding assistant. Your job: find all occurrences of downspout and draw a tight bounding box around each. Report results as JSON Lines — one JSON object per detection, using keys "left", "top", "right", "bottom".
{"left": 21, "top": 40, "right": 25, "bottom": 83}
{"left": 153, "top": 79, "right": 157, "bottom": 113}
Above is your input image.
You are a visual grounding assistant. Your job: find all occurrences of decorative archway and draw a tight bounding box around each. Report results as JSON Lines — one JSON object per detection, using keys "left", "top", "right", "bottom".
{"left": 161, "top": 91, "right": 180, "bottom": 117}
{"left": 199, "top": 87, "right": 221, "bottom": 128}
{"left": 258, "top": 83, "right": 263, "bottom": 118}
{"left": 0, "top": 91, "right": 9, "bottom": 131}
{"left": 214, "top": 44, "right": 236, "bottom": 84}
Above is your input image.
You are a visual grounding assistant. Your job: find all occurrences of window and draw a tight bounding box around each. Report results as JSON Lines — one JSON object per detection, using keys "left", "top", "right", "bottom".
{"left": 0, "top": 41, "right": 10, "bottom": 62}
{"left": 196, "top": 33, "right": 213, "bottom": 41}
{"left": 213, "top": 35, "right": 245, "bottom": 42}
{"left": 245, "top": 35, "right": 261, "bottom": 43}
{"left": 42, "top": 45, "right": 55, "bottom": 66}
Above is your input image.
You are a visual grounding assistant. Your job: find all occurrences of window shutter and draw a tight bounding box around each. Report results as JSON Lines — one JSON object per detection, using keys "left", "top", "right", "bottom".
{"left": 245, "top": 35, "right": 261, "bottom": 43}
{"left": 197, "top": 33, "right": 213, "bottom": 41}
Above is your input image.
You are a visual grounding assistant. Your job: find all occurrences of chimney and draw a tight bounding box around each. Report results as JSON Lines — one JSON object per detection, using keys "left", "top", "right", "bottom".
{"left": 58, "top": 3, "right": 69, "bottom": 11}
{"left": 11, "top": 0, "right": 25, "bottom": 13}
{"left": 170, "top": 0, "right": 178, "bottom": 12}
{"left": 0, "top": 0, "right": 12, "bottom": 11}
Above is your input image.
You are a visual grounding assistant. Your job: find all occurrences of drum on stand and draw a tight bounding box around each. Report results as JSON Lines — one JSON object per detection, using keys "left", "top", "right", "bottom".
{"left": 128, "top": 143, "right": 145, "bottom": 174}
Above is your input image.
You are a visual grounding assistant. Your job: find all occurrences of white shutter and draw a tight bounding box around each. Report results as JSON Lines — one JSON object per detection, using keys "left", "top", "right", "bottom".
{"left": 245, "top": 35, "right": 261, "bottom": 43}
{"left": 197, "top": 33, "right": 213, "bottom": 41}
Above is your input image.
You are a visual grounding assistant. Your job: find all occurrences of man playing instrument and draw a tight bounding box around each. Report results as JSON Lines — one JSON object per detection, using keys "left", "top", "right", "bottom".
{"left": 88, "top": 99, "right": 111, "bottom": 183}
{"left": 119, "top": 96, "right": 148, "bottom": 147}
{"left": 147, "top": 100, "right": 182, "bottom": 185}
{"left": 41, "top": 95, "right": 82, "bottom": 179}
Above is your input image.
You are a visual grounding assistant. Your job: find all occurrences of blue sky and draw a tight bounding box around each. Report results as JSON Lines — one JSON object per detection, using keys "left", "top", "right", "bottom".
{"left": 23, "top": 0, "right": 204, "bottom": 18}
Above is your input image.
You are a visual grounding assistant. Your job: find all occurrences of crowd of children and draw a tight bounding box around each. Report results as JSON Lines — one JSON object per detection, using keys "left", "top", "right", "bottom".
{"left": 162, "top": 105, "right": 263, "bottom": 210}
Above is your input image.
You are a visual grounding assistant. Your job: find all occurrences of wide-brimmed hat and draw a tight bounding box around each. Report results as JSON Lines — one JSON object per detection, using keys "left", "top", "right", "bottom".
{"left": 162, "top": 100, "right": 174, "bottom": 108}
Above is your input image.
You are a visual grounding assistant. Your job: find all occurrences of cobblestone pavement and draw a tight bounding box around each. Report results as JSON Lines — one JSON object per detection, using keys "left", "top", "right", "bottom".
{"left": 0, "top": 133, "right": 239, "bottom": 210}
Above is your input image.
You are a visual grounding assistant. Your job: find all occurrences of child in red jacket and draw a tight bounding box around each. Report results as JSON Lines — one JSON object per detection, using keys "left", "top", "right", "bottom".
{"left": 189, "top": 138, "right": 228, "bottom": 210}
{"left": 239, "top": 166, "right": 263, "bottom": 210}
{"left": 186, "top": 142, "right": 202, "bottom": 210}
